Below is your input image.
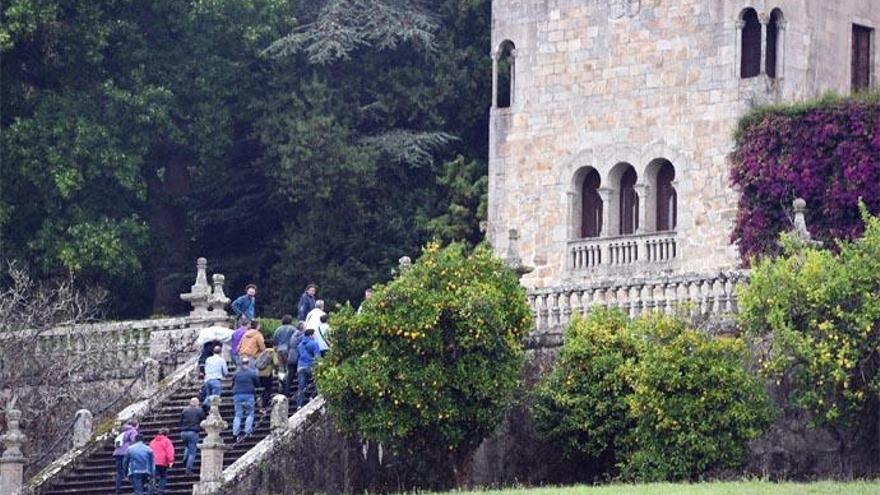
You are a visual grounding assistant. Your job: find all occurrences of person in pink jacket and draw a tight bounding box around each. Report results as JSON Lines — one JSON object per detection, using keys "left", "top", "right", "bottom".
{"left": 149, "top": 428, "right": 175, "bottom": 495}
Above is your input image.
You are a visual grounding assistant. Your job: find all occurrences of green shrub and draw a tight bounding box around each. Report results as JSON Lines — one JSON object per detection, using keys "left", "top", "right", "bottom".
{"left": 621, "top": 314, "right": 773, "bottom": 481}
{"left": 739, "top": 206, "right": 880, "bottom": 454}
{"left": 535, "top": 311, "right": 773, "bottom": 482}
{"left": 316, "top": 242, "right": 532, "bottom": 488}
{"left": 257, "top": 317, "right": 282, "bottom": 343}
{"left": 533, "top": 309, "right": 637, "bottom": 475}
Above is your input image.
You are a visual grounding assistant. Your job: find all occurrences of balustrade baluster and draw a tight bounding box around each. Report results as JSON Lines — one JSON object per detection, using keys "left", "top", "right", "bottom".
{"left": 561, "top": 291, "right": 572, "bottom": 327}
{"left": 629, "top": 285, "right": 641, "bottom": 317}
{"left": 539, "top": 294, "right": 550, "bottom": 331}
{"left": 571, "top": 290, "right": 583, "bottom": 319}
{"left": 711, "top": 278, "right": 723, "bottom": 315}
{"left": 699, "top": 279, "right": 711, "bottom": 316}
{"left": 527, "top": 294, "right": 538, "bottom": 331}
{"left": 617, "top": 286, "right": 629, "bottom": 314}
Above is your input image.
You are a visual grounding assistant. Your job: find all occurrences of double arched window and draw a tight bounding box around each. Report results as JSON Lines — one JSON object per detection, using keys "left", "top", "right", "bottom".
{"left": 739, "top": 7, "right": 784, "bottom": 80}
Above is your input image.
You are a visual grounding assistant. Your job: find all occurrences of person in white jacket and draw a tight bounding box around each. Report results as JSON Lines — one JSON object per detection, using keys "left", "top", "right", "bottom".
{"left": 304, "top": 299, "right": 325, "bottom": 331}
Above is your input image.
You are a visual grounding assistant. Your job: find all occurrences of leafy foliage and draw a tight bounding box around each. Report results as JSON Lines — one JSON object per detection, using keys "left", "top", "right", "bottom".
{"left": 316, "top": 242, "right": 532, "bottom": 487}
{"left": 730, "top": 92, "right": 880, "bottom": 260}
{"left": 1, "top": 0, "right": 493, "bottom": 317}
{"left": 535, "top": 310, "right": 773, "bottom": 482}
{"left": 533, "top": 310, "right": 637, "bottom": 475}
{"left": 622, "top": 315, "right": 773, "bottom": 481}
{"left": 738, "top": 206, "right": 880, "bottom": 453}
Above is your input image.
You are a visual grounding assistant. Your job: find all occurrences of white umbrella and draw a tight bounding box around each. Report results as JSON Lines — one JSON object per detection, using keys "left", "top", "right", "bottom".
{"left": 196, "top": 325, "right": 235, "bottom": 345}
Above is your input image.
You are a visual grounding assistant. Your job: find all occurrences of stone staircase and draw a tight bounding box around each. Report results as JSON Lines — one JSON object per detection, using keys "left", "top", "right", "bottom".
{"left": 38, "top": 371, "right": 310, "bottom": 495}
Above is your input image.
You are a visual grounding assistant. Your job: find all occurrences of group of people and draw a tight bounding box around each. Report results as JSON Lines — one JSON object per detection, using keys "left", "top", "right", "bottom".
{"left": 196, "top": 283, "right": 335, "bottom": 441}
{"left": 112, "top": 283, "right": 360, "bottom": 495}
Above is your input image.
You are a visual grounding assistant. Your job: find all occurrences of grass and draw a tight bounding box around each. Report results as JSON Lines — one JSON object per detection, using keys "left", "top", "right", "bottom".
{"left": 416, "top": 481, "right": 880, "bottom": 495}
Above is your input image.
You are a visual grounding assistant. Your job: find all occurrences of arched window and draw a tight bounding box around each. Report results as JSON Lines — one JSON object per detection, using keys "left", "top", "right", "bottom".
{"left": 619, "top": 166, "right": 639, "bottom": 235}
{"left": 655, "top": 161, "right": 677, "bottom": 231}
{"left": 740, "top": 8, "right": 761, "bottom": 78}
{"left": 581, "top": 169, "right": 603, "bottom": 238}
{"left": 766, "top": 9, "right": 783, "bottom": 78}
{"left": 496, "top": 41, "right": 516, "bottom": 108}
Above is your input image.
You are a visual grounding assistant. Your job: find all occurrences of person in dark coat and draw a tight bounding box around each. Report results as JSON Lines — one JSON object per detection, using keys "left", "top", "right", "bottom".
{"left": 179, "top": 398, "right": 205, "bottom": 474}
{"left": 297, "top": 284, "right": 317, "bottom": 321}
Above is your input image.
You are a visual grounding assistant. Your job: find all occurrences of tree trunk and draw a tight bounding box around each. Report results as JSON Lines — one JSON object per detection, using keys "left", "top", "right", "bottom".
{"left": 147, "top": 150, "right": 191, "bottom": 315}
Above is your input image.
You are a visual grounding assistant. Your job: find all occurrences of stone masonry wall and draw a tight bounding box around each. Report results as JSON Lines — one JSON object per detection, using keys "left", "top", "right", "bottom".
{"left": 488, "top": 0, "right": 880, "bottom": 290}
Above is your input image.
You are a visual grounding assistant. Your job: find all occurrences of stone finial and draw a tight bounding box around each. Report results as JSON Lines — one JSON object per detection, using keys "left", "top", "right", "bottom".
{"left": 270, "top": 394, "right": 289, "bottom": 434}
{"left": 196, "top": 396, "right": 229, "bottom": 489}
{"left": 0, "top": 408, "right": 27, "bottom": 495}
{"left": 72, "top": 409, "right": 93, "bottom": 449}
{"left": 181, "top": 258, "right": 212, "bottom": 317}
{"left": 506, "top": 228, "right": 534, "bottom": 278}
{"left": 791, "top": 198, "right": 822, "bottom": 247}
{"left": 210, "top": 274, "right": 230, "bottom": 316}
{"left": 141, "top": 358, "right": 160, "bottom": 399}
{"left": 398, "top": 256, "right": 412, "bottom": 271}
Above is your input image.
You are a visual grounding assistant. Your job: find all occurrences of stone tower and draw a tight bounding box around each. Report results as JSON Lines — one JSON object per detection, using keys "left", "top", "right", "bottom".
{"left": 488, "top": 0, "right": 878, "bottom": 290}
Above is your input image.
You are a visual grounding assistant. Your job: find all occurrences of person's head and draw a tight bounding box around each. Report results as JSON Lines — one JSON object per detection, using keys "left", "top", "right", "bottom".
{"left": 246, "top": 284, "right": 257, "bottom": 297}
{"left": 265, "top": 339, "right": 273, "bottom": 349}
{"left": 189, "top": 398, "right": 200, "bottom": 408}
{"left": 306, "top": 284, "right": 317, "bottom": 296}
{"left": 158, "top": 427, "right": 169, "bottom": 437}
{"left": 249, "top": 320, "right": 260, "bottom": 330}
{"left": 238, "top": 316, "right": 250, "bottom": 328}
{"left": 320, "top": 314, "right": 328, "bottom": 324}
{"left": 296, "top": 321, "right": 305, "bottom": 330}
{"left": 315, "top": 299, "right": 325, "bottom": 310}
{"left": 213, "top": 345, "right": 222, "bottom": 355}
{"left": 364, "top": 288, "right": 373, "bottom": 300}
{"left": 282, "top": 314, "right": 293, "bottom": 325}
{"left": 128, "top": 418, "right": 139, "bottom": 428}
{"left": 241, "top": 357, "right": 251, "bottom": 368}
{"left": 304, "top": 328, "right": 315, "bottom": 338}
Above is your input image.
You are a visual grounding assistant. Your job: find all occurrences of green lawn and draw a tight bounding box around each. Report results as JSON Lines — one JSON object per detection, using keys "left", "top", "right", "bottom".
{"left": 417, "top": 481, "right": 880, "bottom": 495}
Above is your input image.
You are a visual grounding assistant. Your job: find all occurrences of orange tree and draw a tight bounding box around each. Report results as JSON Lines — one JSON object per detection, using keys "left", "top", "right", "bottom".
{"left": 315, "top": 242, "right": 532, "bottom": 489}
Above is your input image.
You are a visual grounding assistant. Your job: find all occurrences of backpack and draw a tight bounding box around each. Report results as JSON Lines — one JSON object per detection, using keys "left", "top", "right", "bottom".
{"left": 255, "top": 349, "right": 273, "bottom": 370}
{"left": 114, "top": 431, "right": 126, "bottom": 448}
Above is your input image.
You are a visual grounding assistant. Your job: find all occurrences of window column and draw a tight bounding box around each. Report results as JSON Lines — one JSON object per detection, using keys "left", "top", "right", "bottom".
{"left": 634, "top": 183, "right": 650, "bottom": 234}
{"left": 491, "top": 49, "right": 499, "bottom": 108}
{"left": 735, "top": 19, "right": 745, "bottom": 78}
{"left": 598, "top": 187, "right": 613, "bottom": 237}
{"left": 759, "top": 12, "right": 769, "bottom": 76}
{"left": 776, "top": 18, "right": 786, "bottom": 80}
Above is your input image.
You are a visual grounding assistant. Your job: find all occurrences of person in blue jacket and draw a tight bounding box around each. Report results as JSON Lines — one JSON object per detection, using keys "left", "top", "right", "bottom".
{"left": 231, "top": 284, "right": 257, "bottom": 321}
{"left": 122, "top": 439, "right": 154, "bottom": 495}
{"left": 296, "top": 328, "right": 321, "bottom": 409}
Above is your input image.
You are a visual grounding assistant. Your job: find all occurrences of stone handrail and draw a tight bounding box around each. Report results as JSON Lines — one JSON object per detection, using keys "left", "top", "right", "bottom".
{"left": 26, "top": 355, "right": 201, "bottom": 494}
{"left": 568, "top": 231, "right": 678, "bottom": 270}
{"left": 527, "top": 270, "right": 748, "bottom": 340}
{"left": 191, "top": 397, "right": 327, "bottom": 495}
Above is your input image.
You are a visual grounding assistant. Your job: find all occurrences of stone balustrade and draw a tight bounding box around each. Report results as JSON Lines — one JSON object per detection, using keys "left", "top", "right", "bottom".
{"left": 527, "top": 270, "right": 748, "bottom": 337}
{"left": 568, "top": 231, "right": 677, "bottom": 271}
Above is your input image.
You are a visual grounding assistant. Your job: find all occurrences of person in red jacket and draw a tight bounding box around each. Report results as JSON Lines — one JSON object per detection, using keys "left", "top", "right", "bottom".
{"left": 149, "top": 428, "right": 175, "bottom": 495}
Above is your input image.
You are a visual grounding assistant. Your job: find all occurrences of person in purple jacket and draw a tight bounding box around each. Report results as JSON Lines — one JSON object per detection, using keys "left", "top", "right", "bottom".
{"left": 230, "top": 317, "right": 250, "bottom": 366}
{"left": 112, "top": 418, "right": 139, "bottom": 494}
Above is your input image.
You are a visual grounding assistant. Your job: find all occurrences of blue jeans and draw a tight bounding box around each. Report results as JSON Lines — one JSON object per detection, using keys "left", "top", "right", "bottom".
{"left": 130, "top": 473, "right": 150, "bottom": 495}
{"left": 232, "top": 394, "right": 255, "bottom": 436}
{"left": 203, "top": 379, "right": 222, "bottom": 408}
{"left": 154, "top": 466, "right": 168, "bottom": 495}
{"left": 115, "top": 455, "right": 125, "bottom": 493}
{"left": 181, "top": 430, "right": 199, "bottom": 472}
{"left": 296, "top": 368, "right": 313, "bottom": 409}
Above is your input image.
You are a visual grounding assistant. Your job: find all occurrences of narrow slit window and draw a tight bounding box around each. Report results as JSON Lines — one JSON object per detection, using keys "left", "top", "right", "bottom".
{"left": 853, "top": 25, "right": 873, "bottom": 92}
{"left": 741, "top": 9, "right": 761, "bottom": 78}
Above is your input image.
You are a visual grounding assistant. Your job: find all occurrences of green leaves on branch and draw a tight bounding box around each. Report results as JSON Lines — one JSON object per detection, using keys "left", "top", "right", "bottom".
{"left": 535, "top": 309, "right": 773, "bottom": 481}
{"left": 316, "top": 242, "right": 532, "bottom": 483}
{"left": 739, "top": 205, "right": 880, "bottom": 434}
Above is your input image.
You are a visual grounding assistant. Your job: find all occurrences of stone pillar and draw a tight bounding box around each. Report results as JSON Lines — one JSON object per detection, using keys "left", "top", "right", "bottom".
{"left": 141, "top": 358, "right": 160, "bottom": 399}
{"left": 758, "top": 12, "right": 768, "bottom": 76}
{"left": 633, "top": 183, "right": 650, "bottom": 235}
{"left": 490, "top": 50, "right": 499, "bottom": 108}
{"left": 397, "top": 256, "right": 412, "bottom": 272}
{"left": 597, "top": 187, "right": 613, "bottom": 237}
{"left": 0, "top": 408, "right": 27, "bottom": 495}
{"left": 734, "top": 19, "right": 745, "bottom": 78}
{"left": 72, "top": 409, "right": 93, "bottom": 449}
{"left": 508, "top": 48, "right": 517, "bottom": 107}
{"left": 505, "top": 228, "right": 533, "bottom": 277}
{"left": 194, "top": 397, "right": 229, "bottom": 494}
{"left": 776, "top": 19, "right": 786, "bottom": 80}
{"left": 270, "top": 394, "right": 289, "bottom": 434}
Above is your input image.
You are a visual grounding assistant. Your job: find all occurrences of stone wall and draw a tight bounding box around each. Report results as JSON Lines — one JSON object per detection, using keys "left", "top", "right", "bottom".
{"left": 488, "top": 0, "right": 880, "bottom": 289}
